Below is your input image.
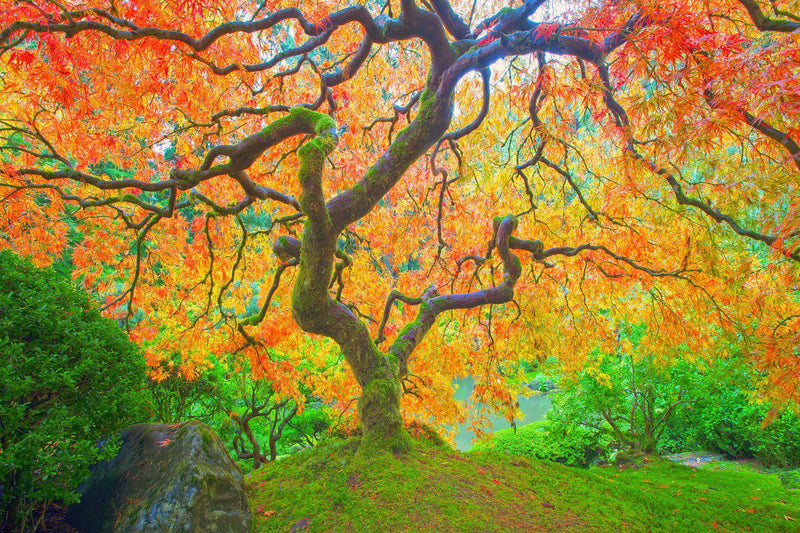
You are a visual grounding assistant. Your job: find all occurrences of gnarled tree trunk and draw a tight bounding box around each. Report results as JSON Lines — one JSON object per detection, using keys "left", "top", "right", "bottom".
{"left": 280, "top": 70, "right": 455, "bottom": 451}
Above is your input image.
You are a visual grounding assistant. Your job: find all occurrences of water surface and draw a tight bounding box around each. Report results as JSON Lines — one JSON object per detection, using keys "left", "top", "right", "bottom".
{"left": 453, "top": 376, "right": 551, "bottom": 451}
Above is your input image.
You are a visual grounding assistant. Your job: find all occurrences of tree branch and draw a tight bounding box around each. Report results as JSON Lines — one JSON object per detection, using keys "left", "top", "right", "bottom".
{"left": 734, "top": 0, "right": 800, "bottom": 31}
{"left": 387, "top": 215, "right": 522, "bottom": 375}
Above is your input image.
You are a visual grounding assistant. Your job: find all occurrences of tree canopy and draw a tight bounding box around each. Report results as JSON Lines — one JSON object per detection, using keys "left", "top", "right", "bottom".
{"left": 0, "top": 0, "right": 798, "bottom": 447}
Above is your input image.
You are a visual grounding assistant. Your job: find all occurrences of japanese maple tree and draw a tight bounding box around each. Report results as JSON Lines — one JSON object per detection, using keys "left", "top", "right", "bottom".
{"left": 1, "top": 0, "right": 798, "bottom": 450}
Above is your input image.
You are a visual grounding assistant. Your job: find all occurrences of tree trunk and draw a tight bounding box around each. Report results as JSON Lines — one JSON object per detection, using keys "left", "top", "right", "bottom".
{"left": 357, "top": 375, "right": 411, "bottom": 453}
{"left": 269, "top": 438, "right": 277, "bottom": 462}
{"left": 284, "top": 106, "right": 448, "bottom": 455}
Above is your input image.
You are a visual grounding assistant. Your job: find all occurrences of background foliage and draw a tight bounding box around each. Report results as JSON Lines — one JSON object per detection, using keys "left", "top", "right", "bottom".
{"left": 478, "top": 350, "right": 800, "bottom": 469}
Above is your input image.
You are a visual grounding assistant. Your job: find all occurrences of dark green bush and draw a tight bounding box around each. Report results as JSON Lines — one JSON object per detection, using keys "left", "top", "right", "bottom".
{"left": 537, "top": 344, "right": 695, "bottom": 458}
{"left": 506, "top": 352, "right": 800, "bottom": 469}
{"left": 0, "top": 251, "right": 150, "bottom": 529}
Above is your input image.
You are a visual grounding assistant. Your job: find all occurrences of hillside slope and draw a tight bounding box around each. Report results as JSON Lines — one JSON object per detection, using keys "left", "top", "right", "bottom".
{"left": 246, "top": 436, "right": 799, "bottom": 532}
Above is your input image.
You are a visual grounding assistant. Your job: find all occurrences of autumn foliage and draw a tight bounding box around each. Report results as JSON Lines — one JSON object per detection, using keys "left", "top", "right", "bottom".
{"left": 0, "top": 0, "right": 798, "bottom": 442}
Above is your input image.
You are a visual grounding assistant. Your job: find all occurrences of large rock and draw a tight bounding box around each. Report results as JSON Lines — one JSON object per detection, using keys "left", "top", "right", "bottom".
{"left": 65, "top": 421, "right": 252, "bottom": 533}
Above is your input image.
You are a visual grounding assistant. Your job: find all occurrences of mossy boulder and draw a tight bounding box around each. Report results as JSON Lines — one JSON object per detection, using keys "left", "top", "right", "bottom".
{"left": 65, "top": 421, "right": 252, "bottom": 532}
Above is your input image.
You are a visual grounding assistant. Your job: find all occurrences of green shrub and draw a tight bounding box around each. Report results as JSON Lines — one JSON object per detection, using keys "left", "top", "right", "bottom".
{"left": 540, "top": 353, "right": 800, "bottom": 468}
{"left": 472, "top": 420, "right": 611, "bottom": 467}
{"left": 661, "top": 358, "right": 800, "bottom": 468}
{"left": 778, "top": 470, "right": 800, "bottom": 489}
{"left": 483, "top": 337, "right": 800, "bottom": 469}
{"left": 146, "top": 352, "right": 332, "bottom": 471}
{"left": 0, "top": 251, "right": 150, "bottom": 529}
{"left": 540, "top": 345, "right": 694, "bottom": 456}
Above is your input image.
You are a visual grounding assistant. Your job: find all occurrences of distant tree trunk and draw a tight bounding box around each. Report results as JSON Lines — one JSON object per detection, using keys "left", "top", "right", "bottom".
{"left": 230, "top": 392, "right": 299, "bottom": 467}
{"left": 268, "top": 439, "right": 277, "bottom": 462}
{"left": 231, "top": 411, "right": 268, "bottom": 468}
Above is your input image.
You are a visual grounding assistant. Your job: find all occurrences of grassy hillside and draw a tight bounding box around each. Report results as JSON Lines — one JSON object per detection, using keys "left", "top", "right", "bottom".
{"left": 246, "top": 436, "right": 799, "bottom": 532}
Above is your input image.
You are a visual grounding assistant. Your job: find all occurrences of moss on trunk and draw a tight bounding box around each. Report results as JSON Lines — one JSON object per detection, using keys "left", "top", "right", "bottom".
{"left": 357, "top": 378, "right": 412, "bottom": 455}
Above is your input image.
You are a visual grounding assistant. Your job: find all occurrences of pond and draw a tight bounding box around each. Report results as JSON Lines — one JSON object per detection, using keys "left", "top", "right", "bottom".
{"left": 452, "top": 376, "right": 552, "bottom": 451}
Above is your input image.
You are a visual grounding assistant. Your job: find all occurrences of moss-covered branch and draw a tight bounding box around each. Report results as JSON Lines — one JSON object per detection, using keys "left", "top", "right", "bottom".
{"left": 327, "top": 86, "right": 454, "bottom": 232}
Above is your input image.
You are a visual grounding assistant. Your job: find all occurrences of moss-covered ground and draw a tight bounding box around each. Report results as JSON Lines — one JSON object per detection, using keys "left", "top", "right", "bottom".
{"left": 246, "top": 436, "right": 799, "bottom": 532}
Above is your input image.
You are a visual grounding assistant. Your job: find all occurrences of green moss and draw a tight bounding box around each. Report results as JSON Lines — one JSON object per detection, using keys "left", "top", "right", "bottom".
{"left": 506, "top": 214, "right": 518, "bottom": 230}
{"left": 385, "top": 353, "right": 400, "bottom": 376}
{"left": 288, "top": 106, "right": 337, "bottom": 134}
{"left": 493, "top": 214, "right": 518, "bottom": 232}
{"left": 356, "top": 378, "right": 410, "bottom": 455}
{"left": 390, "top": 136, "right": 409, "bottom": 155}
{"left": 358, "top": 379, "right": 400, "bottom": 426}
{"left": 349, "top": 181, "right": 367, "bottom": 199}
{"left": 416, "top": 89, "right": 438, "bottom": 122}
{"left": 199, "top": 425, "right": 215, "bottom": 452}
{"left": 358, "top": 428, "right": 413, "bottom": 457}
{"left": 247, "top": 436, "right": 800, "bottom": 532}
{"left": 299, "top": 136, "right": 336, "bottom": 162}
{"left": 390, "top": 322, "right": 416, "bottom": 355}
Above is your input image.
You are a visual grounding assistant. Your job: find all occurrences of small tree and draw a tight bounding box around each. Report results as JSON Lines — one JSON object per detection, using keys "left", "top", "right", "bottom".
{"left": 229, "top": 379, "right": 299, "bottom": 468}
{"left": 552, "top": 347, "right": 692, "bottom": 454}
{"left": 224, "top": 359, "right": 329, "bottom": 467}
{"left": 0, "top": 251, "right": 150, "bottom": 530}
{"left": 145, "top": 353, "right": 330, "bottom": 467}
